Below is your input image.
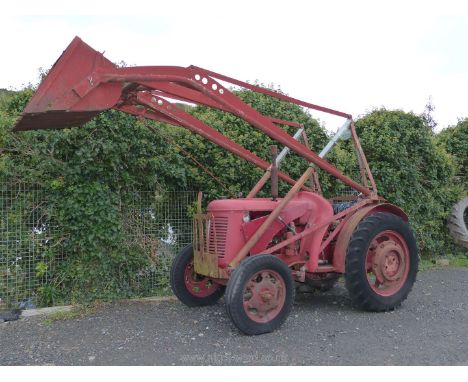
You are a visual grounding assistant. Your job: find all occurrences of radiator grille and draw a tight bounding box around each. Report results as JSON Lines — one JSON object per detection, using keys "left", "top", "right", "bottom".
{"left": 193, "top": 214, "right": 229, "bottom": 260}
{"left": 207, "top": 216, "right": 228, "bottom": 258}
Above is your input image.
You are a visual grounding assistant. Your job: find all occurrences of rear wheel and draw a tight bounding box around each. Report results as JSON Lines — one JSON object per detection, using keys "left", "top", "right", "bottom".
{"left": 225, "top": 255, "right": 295, "bottom": 335}
{"left": 345, "top": 212, "right": 418, "bottom": 311}
{"left": 170, "top": 245, "right": 225, "bottom": 307}
{"left": 447, "top": 197, "right": 468, "bottom": 250}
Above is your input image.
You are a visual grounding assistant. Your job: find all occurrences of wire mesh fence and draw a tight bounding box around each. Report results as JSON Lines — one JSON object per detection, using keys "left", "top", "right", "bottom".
{"left": 121, "top": 191, "right": 196, "bottom": 296}
{"left": 0, "top": 181, "right": 60, "bottom": 309}
{"left": 0, "top": 179, "right": 196, "bottom": 308}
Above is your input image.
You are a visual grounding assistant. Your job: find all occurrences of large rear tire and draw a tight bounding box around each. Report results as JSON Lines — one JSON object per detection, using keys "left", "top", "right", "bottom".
{"left": 345, "top": 213, "right": 418, "bottom": 312}
{"left": 225, "top": 255, "right": 295, "bottom": 335}
{"left": 447, "top": 197, "right": 468, "bottom": 250}
{"left": 170, "top": 245, "right": 225, "bottom": 307}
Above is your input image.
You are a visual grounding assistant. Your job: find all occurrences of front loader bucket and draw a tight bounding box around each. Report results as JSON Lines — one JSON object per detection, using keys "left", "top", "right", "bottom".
{"left": 13, "top": 37, "right": 122, "bottom": 132}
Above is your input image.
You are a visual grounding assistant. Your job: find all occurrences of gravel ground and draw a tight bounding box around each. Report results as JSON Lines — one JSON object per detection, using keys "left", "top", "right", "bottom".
{"left": 1, "top": 267, "right": 467, "bottom": 366}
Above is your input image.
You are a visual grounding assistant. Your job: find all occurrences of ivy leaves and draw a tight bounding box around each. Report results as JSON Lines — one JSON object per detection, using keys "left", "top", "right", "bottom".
{"left": 0, "top": 87, "right": 465, "bottom": 305}
{"left": 353, "top": 109, "right": 463, "bottom": 256}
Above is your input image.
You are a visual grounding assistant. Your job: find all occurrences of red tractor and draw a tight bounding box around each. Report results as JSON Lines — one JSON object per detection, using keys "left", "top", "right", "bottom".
{"left": 13, "top": 37, "right": 418, "bottom": 335}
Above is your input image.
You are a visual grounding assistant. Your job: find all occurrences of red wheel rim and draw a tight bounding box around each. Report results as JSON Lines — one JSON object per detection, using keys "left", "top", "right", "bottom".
{"left": 183, "top": 261, "right": 219, "bottom": 297}
{"left": 365, "top": 230, "right": 410, "bottom": 297}
{"left": 243, "top": 269, "right": 286, "bottom": 323}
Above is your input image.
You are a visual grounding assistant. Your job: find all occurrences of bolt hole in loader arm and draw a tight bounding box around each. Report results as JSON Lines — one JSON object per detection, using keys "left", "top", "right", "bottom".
{"left": 13, "top": 37, "right": 418, "bottom": 335}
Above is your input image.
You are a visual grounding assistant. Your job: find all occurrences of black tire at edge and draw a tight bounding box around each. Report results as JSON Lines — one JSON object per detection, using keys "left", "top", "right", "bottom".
{"left": 345, "top": 212, "right": 419, "bottom": 312}
{"left": 447, "top": 197, "right": 468, "bottom": 250}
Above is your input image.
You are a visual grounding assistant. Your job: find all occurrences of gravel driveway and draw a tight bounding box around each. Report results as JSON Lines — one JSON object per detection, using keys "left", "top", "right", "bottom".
{"left": 1, "top": 267, "right": 467, "bottom": 365}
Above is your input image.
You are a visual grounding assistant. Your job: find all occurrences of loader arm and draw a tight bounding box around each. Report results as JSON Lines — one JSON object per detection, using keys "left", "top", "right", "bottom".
{"left": 12, "top": 36, "right": 376, "bottom": 198}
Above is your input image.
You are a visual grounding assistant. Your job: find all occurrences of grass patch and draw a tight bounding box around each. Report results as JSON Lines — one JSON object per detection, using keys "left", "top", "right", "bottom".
{"left": 447, "top": 255, "right": 468, "bottom": 267}
{"left": 419, "top": 253, "right": 468, "bottom": 271}
{"left": 42, "top": 304, "right": 98, "bottom": 326}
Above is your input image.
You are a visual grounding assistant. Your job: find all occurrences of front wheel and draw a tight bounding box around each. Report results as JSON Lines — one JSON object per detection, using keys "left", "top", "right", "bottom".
{"left": 345, "top": 212, "right": 418, "bottom": 312}
{"left": 170, "top": 245, "right": 225, "bottom": 307}
{"left": 225, "top": 255, "right": 295, "bottom": 335}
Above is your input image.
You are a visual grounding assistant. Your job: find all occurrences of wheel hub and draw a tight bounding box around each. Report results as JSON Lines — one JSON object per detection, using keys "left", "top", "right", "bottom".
{"left": 184, "top": 261, "right": 218, "bottom": 297}
{"left": 372, "top": 240, "right": 406, "bottom": 283}
{"left": 243, "top": 270, "right": 285, "bottom": 322}
{"left": 260, "top": 290, "right": 273, "bottom": 303}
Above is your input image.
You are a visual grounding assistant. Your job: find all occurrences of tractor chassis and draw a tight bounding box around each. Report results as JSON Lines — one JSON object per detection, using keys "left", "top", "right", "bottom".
{"left": 13, "top": 37, "right": 419, "bottom": 335}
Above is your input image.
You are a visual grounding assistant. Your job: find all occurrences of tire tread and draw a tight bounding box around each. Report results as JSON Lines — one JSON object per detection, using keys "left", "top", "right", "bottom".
{"left": 345, "top": 212, "right": 418, "bottom": 312}
{"left": 225, "top": 255, "right": 295, "bottom": 335}
{"left": 170, "top": 245, "right": 225, "bottom": 307}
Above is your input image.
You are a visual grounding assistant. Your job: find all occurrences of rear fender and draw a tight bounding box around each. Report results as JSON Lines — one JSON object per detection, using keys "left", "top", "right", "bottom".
{"left": 332, "top": 203, "right": 408, "bottom": 273}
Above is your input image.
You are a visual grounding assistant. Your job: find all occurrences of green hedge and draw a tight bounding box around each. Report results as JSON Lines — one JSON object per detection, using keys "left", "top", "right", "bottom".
{"left": 0, "top": 87, "right": 465, "bottom": 305}
{"left": 436, "top": 118, "right": 468, "bottom": 189}
{"left": 351, "top": 109, "right": 463, "bottom": 256}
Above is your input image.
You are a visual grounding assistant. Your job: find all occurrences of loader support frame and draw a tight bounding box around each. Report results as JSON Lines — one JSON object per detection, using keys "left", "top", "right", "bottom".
{"left": 13, "top": 36, "right": 390, "bottom": 276}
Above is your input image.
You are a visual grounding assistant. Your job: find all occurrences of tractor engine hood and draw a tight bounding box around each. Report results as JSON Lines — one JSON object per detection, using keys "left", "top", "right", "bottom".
{"left": 207, "top": 192, "right": 331, "bottom": 213}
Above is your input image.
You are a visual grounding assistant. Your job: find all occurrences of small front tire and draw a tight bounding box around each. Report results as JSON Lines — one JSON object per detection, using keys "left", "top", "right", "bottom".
{"left": 170, "top": 245, "right": 225, "bottom": 307}
{"left": 225, "top": 255, "right": 295, "bottom": 335}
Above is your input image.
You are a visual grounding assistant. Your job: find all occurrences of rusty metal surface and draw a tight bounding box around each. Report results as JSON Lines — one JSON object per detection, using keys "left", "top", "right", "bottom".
{"left": 247, "top": 127, "right": 305, "bottom": 198}
{"left": 332, "top": 205, "right": 378, "bottom": 273}
{"left": 350, "top": 122, "right": 377, "bottom": 194}
{"left": 261, "top": 198, "right": 371, "bottom": 275}
{"left": 229, "top": 167, "right": 315, "bottom": 268}
{"left": 189, "top": 65, "right": 353, "bottom": 119}
{"left": 13, "top": 36, "right": 373, "bottom": 198}
{"left": 13, "top": 110, "right": 102, "bottom": 131}
{"left": 11, "top": 36, "right": 411, "bottom": 287}
{"left": 242, "top": 199, "right": 313, "bottom": 256}
{"left": 135, "top": 92, "right": 304, "bottom": 190}
{"left": 193, "top": 213, "right": 228, "bottom": 279}
{"left": 270, "top": 145, "right": 278, "bottom": 200}
{"left": 13, "top": 37, "right": 121, "bottom": 132}
{"left": 247, "top": 171, "right": 272, "bottom": 198}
